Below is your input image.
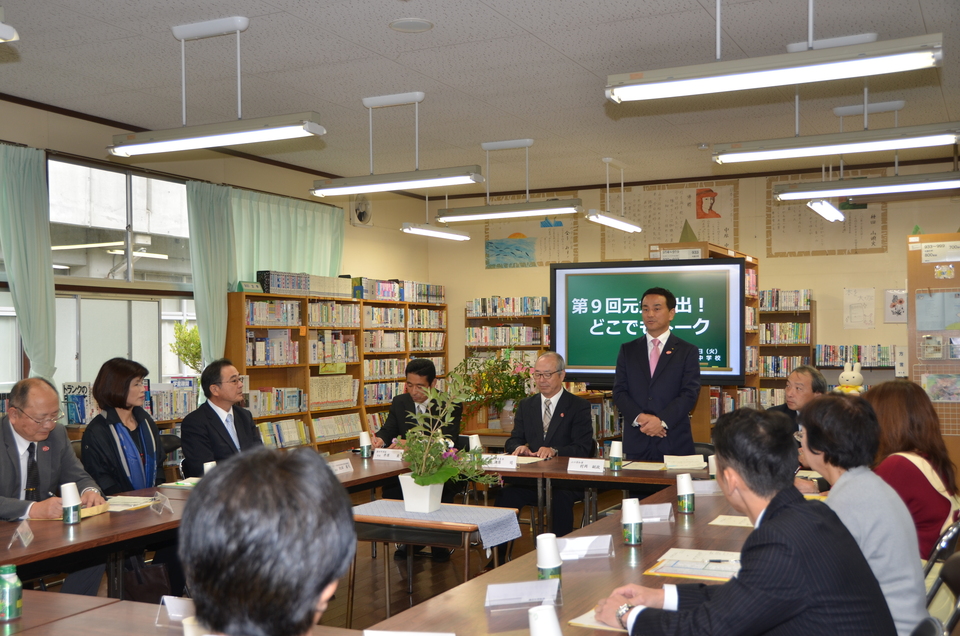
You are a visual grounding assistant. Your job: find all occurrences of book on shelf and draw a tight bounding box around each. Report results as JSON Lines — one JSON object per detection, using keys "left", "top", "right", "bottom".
{"left": 256, "top": 270, "right": 311, "bottom": 295}
{"left": 363, "top": 381, "right": 405, "bottom": 406}
{"left": 313, "top": 412, "right": 363, "bottom": 442}
{"left": 62, "top": 382, "right": 99, "bottom": 425}
{"left": 366, "top": 411, "right": 388, "bottom": 435}
{"left": 408, "top": 331, "right": 445, "bottom": 352}
{"left": 758, "top": 356, "right": 810, "bottom": 379}
{"left": 273, "top": 418, "right": 308, "bottom": 448}
{"left": 391, "top": 280, "right": 446, "bottom": 304}
{"left": 759, "top": 322, "right": 810, "bottom": 345}
{"left": 307, "top": 300, "right": 360, "bottom": 327}
{"left": 246, "top": 329, "right": 300, "bottom": 366}
{"left": 258, "top": 421, "right": 278, "bottom": 448}
{"left": 709, "top": 387, "right": 759, "bottom": 422}
{"left": 465, "top": 325, "right": 542, "bottom": 347}
{"left": 247, "top": 387, "right": 306, "bottom": 417}
{"left": 245, "top": 299, "right": 302, "bottom": 326}
{"left": 759, "top": 289, "right": 812, "bottom": 312}
{"left": 759, "top": 388, "right": 785, "bottom": 410}
{"left": 407, "top": 307, "right": 447, "bottom": 328}
{"left": 148, "top": 379, "right": 198, "bottom": 421}
{"left": 308, "top": 376, "right": 359, "bottom": 411}
{"left": 814, "top": 344, "right": 896, "bottom": 368}
{"left": 466, "top": 296, "right": 549, "bottom": 317}
{"left": 308, "top": 330, "right": 358, "bottom": 365}
{"left": 363, "top": 305, "right": 406, "bottom": 328}
{"left": 362, "top": 330, "right": 405, "bottom": 352}
{"left": 744, "top": 269, "right": 758, "bottom": 298}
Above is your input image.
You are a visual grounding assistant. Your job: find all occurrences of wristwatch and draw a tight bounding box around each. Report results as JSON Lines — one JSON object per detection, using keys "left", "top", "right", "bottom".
{"left": 616, "top": 602, "right": 635, "bottom": 629}
{"left": 551, "top": 448, "right": 559, "bottom": 457}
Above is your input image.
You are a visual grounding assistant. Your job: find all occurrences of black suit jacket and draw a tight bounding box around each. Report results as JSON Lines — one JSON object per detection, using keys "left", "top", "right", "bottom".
{"left": 767, "top": 403, "right": 799, "bottom": 429}
{"left": 504, "top": 390, "right": 594, "bottom": 457}
{"left": 634, "top": 487, "right": 896, "bottom": 636}
{"left": 180, "top": 402, "right": 261, "bottom": 478}
{"left": 613, "top": 333, "right": 701, "bottom": 460}
{"left": 0, "top": 418, "right": 99, "bottom": 521}
{"left": 376, "top": 393, "right": 464, "bottom": 450}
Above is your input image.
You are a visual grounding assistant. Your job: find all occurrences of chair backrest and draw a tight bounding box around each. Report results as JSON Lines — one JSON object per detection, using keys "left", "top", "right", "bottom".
{"left": 925, "top": 518, "right": 960, "bottom": 605}
{"left": 159, "top": 433, "right": 181, "bottom": 454}
{"left": 693, "top": 442, "right": 715, "bottom": 462}
{"left": 70, "top": 439, "right": 82, "bottom": 462}
{"left": 939, "top": 553, "right": 960, "bottom": 633}
{"left": 910, "top": 616, "right": 945, "bottom": 636}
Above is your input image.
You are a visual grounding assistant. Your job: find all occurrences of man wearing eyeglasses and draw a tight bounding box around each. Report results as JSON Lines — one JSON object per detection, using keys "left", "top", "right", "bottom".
{"left": 181, "top": 359, "right": 262, "bottom": 478}
{"left": 0, "top": 377, "right": 104, "bottom": 521}
{"left": 495, "top": 352, "right": 594, "bottom": 537}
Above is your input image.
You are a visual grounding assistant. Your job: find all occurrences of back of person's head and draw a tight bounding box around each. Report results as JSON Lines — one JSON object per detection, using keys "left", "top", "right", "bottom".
{"left": 712, "top": 408, "right": 796, "bottom": 497}
{"left": 180, "top": 448, "right": 356, "bottom": 636}
{"left": 92, "top": 357, "right": 149, "bottom": 410}
{"left": 9, "top": 377, "right": 58, "bottom": 409}
{"left": 405, "top": 358, "right": 436, "bottom": 384}
{"left": 791, "top": 365, "right": 828, "bottom": 395}
{"left": 200, "top": 358, "right": 234, "bottom": 399}
{"left": 641, "top": 287, "right": 676, "bottom": 310}
{"left": 799, "top": 393, "right": 879, "bottom": 469}
{"left": 864, "top": 380, "right": 957, "bottom": 494}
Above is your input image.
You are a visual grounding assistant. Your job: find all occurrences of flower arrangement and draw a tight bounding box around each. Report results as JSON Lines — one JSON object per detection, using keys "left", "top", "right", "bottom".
{"left": 400, "top": 374, "right": 501, "bottom": 487}
{"left": 454, "top": 349, "right": 534, "bottom": 413}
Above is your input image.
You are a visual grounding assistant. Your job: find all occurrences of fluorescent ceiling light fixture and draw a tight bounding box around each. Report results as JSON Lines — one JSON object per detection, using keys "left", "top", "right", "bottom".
{"left": 400, "top": 223, "right": 470, "bottom": 241}
{"left": 171, "top": 16, "right": 249, "bottom": 41}
{"left": 785, "top": 33, "right": 878, "bottom": 53}
{"left": 51, "top": 265, "right": 70, "bottom": 270}
{"left": 806, "top": 200, "right": 844, "bottom": 222}
{"left": 52, "top": 241, "right": 125, "bottom": 251}
{"left": 0, "top": 8, "right": 18, "bottom": 42}
{"left": 606, "top": 33, "right": 941, "bottom": 102}
{"left": 438, "top": 199, "right": 583, "bottom": 223}
{"left": 109, "top": 112, "right": 326, "bottom": 157}
{"left": 585, "top": 210, "right": 642, "bottom": 233}
{"left": 312, "top": 166, "right": 482, "bottom": 197}
{"left": 713, "top": 121, "right": 960, "bottom": 164}
{"left": 774, "top": 172, "right": 960, "bottom": 201}
{"left": 106, "top": 250, "right": 169, "bottom": 260}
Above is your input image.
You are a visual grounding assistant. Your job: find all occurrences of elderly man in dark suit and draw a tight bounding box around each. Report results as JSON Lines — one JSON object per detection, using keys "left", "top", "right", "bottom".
{"left": 495, "top": 351, "right": 594, "bottom": 537}
{"left": 613, "top": 287, "right": 701, "bottom": 461}
{"left": 180, "top": 358, "right": 262, "bottom": 478}
{"left": 594, "top": 408, "right": 897, "bottom": 636}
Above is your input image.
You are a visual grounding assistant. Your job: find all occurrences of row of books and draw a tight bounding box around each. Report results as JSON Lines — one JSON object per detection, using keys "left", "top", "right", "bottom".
{"left": 363, "top": 306, "right": 406, "bottom": 328}
{"left": 466, "top": 296, "right": 549, "bottom": 317}
{"left": 363, "top": 358, "right": 406, "bottom": 380}
{"left": 758, "top": 388, "right": 785, "bottom": 410}
{"left": 591, "top": 397, "right": 620, "bottom": 439}
{"left": 759, "top": 356, "right": 810, "bottom": 379}
{"left": 363, "top": 331, "right": 406, "bottom": 352}
{"left": 744, "top": 269, "right": 758, "bottom": 298}
{"left": 708, "top": 386, "right": 759, "bottom": 422}
{"left": 745, "top": 306, "right": 757, "bottom": 331}
{"left": 465, "top": 326, "right": 543, "bottom": 347}
{"left": 759, "top": 322, "right": 811, "bottom": 345}
{"left": 745, "top": 346, "right": 758, "bottom": 374}
{"left": 313, "top": 412, "right": 363, "bottom": 442}
{"left": 366, "top": 411, "right": 388, "bottom": 435}
{"left": 245, "top": 330, "right": 300, "bottom": 366}
{"left": 308, "top": 376, "right": 358, "bottom": 411}
{"left": 308, "top": 331, "right": 358, "bottom": 364}
{"left": 63, "top": 382, "right": 100, "bottom": 425}
{"left": 245, "top": 299, "right": 302, "bottom": 326}
{"left": 363, "top": 381, "right": 404, "bottom": 406}
{"left": 408, "top": 331, "right": 446, "bottom": 351}
{"left": 256, "top": 271, "right": 353, "bottom": 298}
{"left": 350, "top": 277, "right": 446, "bottom": 303}
{"left": 307, "top": 300, "right": 361, "bottom": 327}
{"left": 759, "top": 289, "right": 812, "bottom": 312}
{"left": 814, "top": 344, "right": 896, "bottom": 368}
{"left": 246, "top": 387, "right": 306, "bottom": 417}
{"left": 258, "top": 418, "right": 310, "bottom": 449}
{"left": 399, "top": 280, "right": 446, "bottom": 304}
{"left": 408, "top": 308, "right": 447, "bottom": 329}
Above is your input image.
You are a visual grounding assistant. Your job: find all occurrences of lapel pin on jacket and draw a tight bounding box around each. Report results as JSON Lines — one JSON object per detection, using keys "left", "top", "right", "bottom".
{"left": 42, "top": 446, "right": 49, "bottom": 452}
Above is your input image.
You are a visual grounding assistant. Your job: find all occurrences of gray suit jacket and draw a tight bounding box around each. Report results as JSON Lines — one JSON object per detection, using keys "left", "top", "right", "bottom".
{"left": 0, "top": 417, "right": 99, "bottom": 521}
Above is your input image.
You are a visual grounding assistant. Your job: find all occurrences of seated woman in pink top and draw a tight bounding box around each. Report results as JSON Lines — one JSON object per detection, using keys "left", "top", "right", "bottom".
{"left": 865, "top": 380, "right": 960, "bottom": 557}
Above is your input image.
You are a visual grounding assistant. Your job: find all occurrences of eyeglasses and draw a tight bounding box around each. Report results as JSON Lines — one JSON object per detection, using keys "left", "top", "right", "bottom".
{"left": 532, "top": 371, "right": 560, "bottom": 380}
{"left": 214, "top": 376, "right": 243, "bottom": 386}
{"left": 12, "top": 406, "right": 64, "bottom": 425}
{"left": 793, "top": 430, "right": 804, "bottom": 443}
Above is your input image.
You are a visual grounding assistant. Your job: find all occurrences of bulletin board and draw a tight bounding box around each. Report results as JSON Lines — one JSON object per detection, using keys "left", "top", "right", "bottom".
{"left": 908, "top": 232, "right": 960, "bottom": 436}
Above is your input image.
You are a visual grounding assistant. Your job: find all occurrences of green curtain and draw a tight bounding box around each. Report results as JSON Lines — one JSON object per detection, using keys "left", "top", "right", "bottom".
{"left": 0, "top": 145, "right": 57, "bottom": 381}
{"left": 230, "top": 189, "right": 344, "bottom": 281}
{"left": 186, "top": 181, "right": 237, "bottom": 365}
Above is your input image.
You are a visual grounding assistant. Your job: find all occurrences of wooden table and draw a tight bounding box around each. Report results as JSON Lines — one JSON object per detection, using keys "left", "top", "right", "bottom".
{"left": 328, "top": 452, "right": 410, "bottom": 493}
{"left": 370, "top": 486, "right": 752, "bottom": 636}
{"left": 0, "top": 590, "right": 118, "bottom": 634}
{"left": 487, "top": 456, "right": 564, "bottom": 535}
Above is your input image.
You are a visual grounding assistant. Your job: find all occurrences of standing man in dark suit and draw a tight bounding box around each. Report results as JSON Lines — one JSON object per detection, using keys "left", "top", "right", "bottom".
{"left": 594, "top": 408, "right": 896, "bottom": 636}
{"left": 0, "top": 377, "right": 104, "bottom": 520}
{"left": 180, "top": 359, "right": 262, "bottom": 478}
{"left": 614, "top": 287, "right": 701, "bottom": 461}
{"left": 372, "top": 358, "right": 462, "bottom": 561}
{"left": 496, "top": 351, "right": 594, "bottom": 537}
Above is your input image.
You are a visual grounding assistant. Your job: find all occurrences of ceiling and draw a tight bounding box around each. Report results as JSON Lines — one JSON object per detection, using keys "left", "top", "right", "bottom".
{"left": 0, "top": 0, "right": 957, "bottom": 196}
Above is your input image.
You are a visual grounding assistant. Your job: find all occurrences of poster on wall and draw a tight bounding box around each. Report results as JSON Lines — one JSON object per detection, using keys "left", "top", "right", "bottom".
{"left": 484, "top": 192, "right": 580, "bottom": 269}
{"left": 884, "top": 289, "right": 907, "bottom": 324}
{"left": 599, "top": 181, "right": 738, "bottom": 261}
{"left": 843, "top": 287, "right": 876, "bottom": 329}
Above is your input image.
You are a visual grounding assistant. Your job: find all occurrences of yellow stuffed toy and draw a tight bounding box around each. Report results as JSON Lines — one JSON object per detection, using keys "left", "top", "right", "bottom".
{"left": 835, "top": 361, "right": 864, "bottom": 396}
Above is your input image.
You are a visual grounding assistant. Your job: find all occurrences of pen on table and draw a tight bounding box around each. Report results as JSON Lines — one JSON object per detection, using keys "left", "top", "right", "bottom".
{"left": 708, "top": 559, "right": 739, "bottom": 563}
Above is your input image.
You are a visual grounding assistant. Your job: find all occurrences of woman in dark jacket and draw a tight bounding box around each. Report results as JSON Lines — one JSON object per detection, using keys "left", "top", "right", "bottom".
{"left": 82, "top": 358, "right": 165, "bottom": 494}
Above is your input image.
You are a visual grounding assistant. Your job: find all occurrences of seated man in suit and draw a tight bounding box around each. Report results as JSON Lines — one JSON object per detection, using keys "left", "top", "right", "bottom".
{"left": 495, "top": 351, "right": 594, "bottom": 538}
{"left": 180, "top": 448, "right": 355, "bottom": 636}
{"left": 614, "top": 287, "right": 701, "bottom": 461}
{"left": 766, "top": 364, "right": 827, "bottom": 494}
{"left": 594, "top": 407, "right": 897, "bottom": 636}
{"left": 373, "top": 358, "right": 462, "bottom": 561}
{"left": 180, "top": 359, "right": 262, "bottom": 478}
{"left": 0, "top": 377, "right": 107, "bottom": 595}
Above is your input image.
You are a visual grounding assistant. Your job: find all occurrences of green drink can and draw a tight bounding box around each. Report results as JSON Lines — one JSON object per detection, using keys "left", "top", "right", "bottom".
{"left": 537, "top": 565, "right": 561, "bottom": 581}
{"left": 0, "top": 565, "right": 22, "bottom": 622}
{"left": 360, "top": 444, "right": 372, "bottom": 459}
{"left": 609, "top": 456, "right": 622, "bottom": 471}
{"left": 622, "top": 521, "right": 642, "bottom": 545}
{"left": 63, "top": 504, "right": 81, "bottom": 525}
{"left": 677, "top": 493, "right": 695, "bottom": 514}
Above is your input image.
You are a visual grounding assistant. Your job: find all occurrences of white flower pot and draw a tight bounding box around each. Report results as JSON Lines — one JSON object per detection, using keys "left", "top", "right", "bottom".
{"left": 399, "top": 473, "right": 444, "bottom": 513}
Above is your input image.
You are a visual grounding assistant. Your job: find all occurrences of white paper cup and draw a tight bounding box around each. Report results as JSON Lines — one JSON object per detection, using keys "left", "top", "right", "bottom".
{"left": 621, "top": 498, "right": 642, "bottom": 523}
{"left": 60, "top": 482, "right": 81, "bottom": 507}
{"left": 676, "top": 473, "right": 694, "bottom": 496}
{"left": 358, "top": 431, "right": 371, "bottom": 447}
{"left": 708, "top": 454, "right": 717, "bottom": 476}
{"left": 468, "top": 434, "right": 482, "bottom": 451}
{"left": 528, "top": 605, "right": 563, "bottom": 636}
{"left": 609, "top": 441, "right": 622, "bottom": 458}
{"left": 536, "top": 532, "right": 562, "bottom": 568}
{"left": 203, "top": 461, "right": 217, "bottom": 475}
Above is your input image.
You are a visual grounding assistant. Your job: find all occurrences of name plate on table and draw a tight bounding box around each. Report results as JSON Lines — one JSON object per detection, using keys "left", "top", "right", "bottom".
{"left": 482, "top": 454, "right": 518, "bottom": 469}
{"left": 328, "top": 459, "right": 354, "bottom": 475}
{"left": 373, "top": 448, "right": 405, "bottom": 461}
{"left": 568, "top": 458, "right": 605, "bottom": 473}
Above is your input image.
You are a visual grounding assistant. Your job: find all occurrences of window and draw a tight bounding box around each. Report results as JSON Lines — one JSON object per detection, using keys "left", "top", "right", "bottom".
{"left": 48, "top": 159, "right": 191, "bottom": 283}
{"left": 0, "top": 292, "right": 19, "bottom": 392}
